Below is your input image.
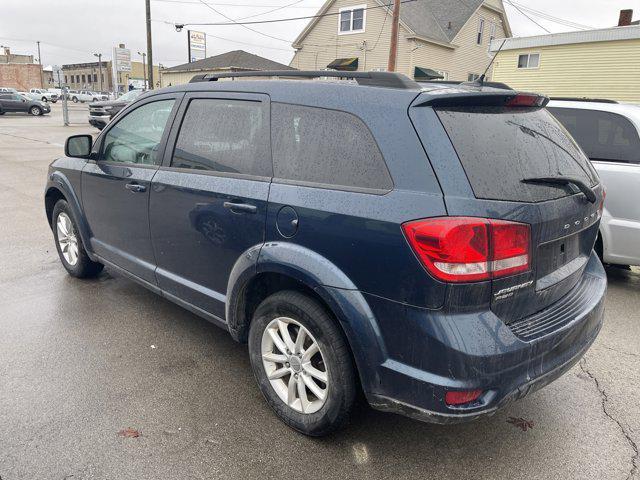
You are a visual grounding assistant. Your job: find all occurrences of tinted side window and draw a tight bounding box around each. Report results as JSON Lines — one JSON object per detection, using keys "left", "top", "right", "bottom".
{"left": 271, "top": 103, "right": 392, "bottom": 191}
{"left": 171, "top": 98, "right": 271, "bottom": 177}
{"left": 548, "top": 107, "right": 640, "bottom": 164}
{"left": 102, "top": 99, "right": 175, "bottom": 165}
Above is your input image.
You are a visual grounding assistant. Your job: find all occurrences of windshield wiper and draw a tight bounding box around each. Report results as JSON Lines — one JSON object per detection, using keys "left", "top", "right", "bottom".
{"left": 521, "top": 176, "right": 596, "bottom": 203}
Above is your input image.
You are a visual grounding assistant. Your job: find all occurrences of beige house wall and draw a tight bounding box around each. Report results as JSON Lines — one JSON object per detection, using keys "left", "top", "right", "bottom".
{"left": 290, "top": 0, "right": 509, "bottom": 81}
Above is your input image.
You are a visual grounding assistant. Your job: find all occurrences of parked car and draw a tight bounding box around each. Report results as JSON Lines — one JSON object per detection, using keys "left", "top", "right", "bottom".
{"left": 67, "top": 90, "right": 97, "bottom": 103}
{"left": 0, "top": 87, "right": 18, "bottom": 94}
{"left": 548, "top": 99, "right": 640, "bottom": 267}
{"left": 29, "top": 88, "right": 58, "bottom": 103}
{"left": 0, "top": 92, "right": 50, "bottom": 115}
{"left": 93, "top": 91, "right": 109, "bottom": 101}
{"left": 45, "top": 72, "right": 606, "bottom": 436}
{"left": 17, "top": 91, "right": 38, "bottom": 100}
{"left": 88, "top": 89, "right": 145, "bottom": 130}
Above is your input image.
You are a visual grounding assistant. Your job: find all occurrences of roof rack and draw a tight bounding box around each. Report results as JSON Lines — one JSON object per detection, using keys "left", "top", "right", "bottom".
{"left": 189, "top": 70, "right": 421, "bottom": 90}
{"left": 550, "top": 97, "right": 619, "bottom": 104}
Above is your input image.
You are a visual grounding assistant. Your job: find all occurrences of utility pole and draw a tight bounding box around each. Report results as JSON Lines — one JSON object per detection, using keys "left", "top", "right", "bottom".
{"left": 145, "top": 0, "right": 154, "bottom": 89}
{"left": 36, "top": 40, "right": 44, "bottom": 88}
{"left": 54, "top": 65, "right": 69, "bottom": 126}
{"left": 387, "top": 0, "right": 401, "bottom": 72}
{"left": 94, "top": 53, "right": 103, "bottom": 92}
{"left": 138, "top": 51, "right": 147, "bottom": 88}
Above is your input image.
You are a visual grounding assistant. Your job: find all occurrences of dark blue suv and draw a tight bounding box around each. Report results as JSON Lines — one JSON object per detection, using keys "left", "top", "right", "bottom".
{"left": 45, "top": 71, "right": 606, "bottom": 436}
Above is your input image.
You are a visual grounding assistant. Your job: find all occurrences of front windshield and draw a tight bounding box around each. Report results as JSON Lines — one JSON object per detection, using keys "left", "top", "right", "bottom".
{"left": 119, "top": 90, "right": 143, "bottom": 102}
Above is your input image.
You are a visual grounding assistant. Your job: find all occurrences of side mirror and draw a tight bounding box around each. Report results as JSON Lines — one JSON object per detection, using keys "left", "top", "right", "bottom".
{"left": 65, "top": 134, "right": 93, "bottom": 158}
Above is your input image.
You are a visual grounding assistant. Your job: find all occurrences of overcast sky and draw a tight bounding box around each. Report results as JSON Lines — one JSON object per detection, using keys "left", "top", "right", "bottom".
{"left": 0, "top": 0, "right": 635, "bottom": 68}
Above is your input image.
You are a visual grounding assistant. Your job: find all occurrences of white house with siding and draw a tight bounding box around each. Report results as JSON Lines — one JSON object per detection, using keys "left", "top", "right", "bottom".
{"left": 290, "top": 0, "right": 512, "bottom": 82}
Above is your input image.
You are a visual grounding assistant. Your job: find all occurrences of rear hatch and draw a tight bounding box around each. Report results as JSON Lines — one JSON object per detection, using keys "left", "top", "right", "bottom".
{"left": 410, "top": 89, "right": 604, "bottom": 322}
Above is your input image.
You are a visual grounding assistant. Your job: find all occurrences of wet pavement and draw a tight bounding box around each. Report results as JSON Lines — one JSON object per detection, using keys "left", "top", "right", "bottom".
{"left": 1, "top": 105, "right": 639, "bottom": 480}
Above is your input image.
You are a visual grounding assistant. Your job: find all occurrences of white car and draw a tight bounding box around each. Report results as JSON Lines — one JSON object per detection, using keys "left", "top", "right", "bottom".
{"left": 68, "top": 90, "right": 99, "bottom": 103}
{"left": 548, "top": 99, "right": 640, "bottom": 267}
{"left": 29, "top": 88, "right": 58, "bottom": 103}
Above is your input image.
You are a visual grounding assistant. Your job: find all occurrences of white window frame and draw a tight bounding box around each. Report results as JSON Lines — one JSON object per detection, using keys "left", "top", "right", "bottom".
{"left": 477, "top": 18, "right": 485, "bottom": 45}
{"left": 517, "top": 53, "right": 540, "bottom": 69}
{"left": 338, "top": 5, "right": 367, "bottom": 35}
{"left": 468, "top": 73, "right": 480, "bottom": 81}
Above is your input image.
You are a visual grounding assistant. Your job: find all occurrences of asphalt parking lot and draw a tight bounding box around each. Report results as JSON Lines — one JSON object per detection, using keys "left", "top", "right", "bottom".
{"left": 1, "top": 104, "right": 639, "bottom": 480}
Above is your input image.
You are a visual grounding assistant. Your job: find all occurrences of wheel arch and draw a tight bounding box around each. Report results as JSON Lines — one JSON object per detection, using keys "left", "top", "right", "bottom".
{"left": 45, "top": 174, "right": 93, "bottom": 256}
{"left": 226, "top": 243, "right": 387, "bottom": 396}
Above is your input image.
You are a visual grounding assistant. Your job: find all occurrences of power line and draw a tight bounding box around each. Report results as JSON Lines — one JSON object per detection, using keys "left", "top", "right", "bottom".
{"left": 195, "top": 0, "right": 293, "bottom": 44}
{"left": 509, "top": 2, "right": 593, "bottom": 30}
{"left": 504, "top": 0, "right": 551, "bottom": 33}
{"left": 152, "top": 0, "right": 316, "bottom": 7}
{"left": 236, "top": 0, "right": 310, "bottom": 21}
{"left": 175, "top": 0, "right": 417, "bottom": 27}
{"left": 151, "top": 19, "right": 295, "bottom": 51}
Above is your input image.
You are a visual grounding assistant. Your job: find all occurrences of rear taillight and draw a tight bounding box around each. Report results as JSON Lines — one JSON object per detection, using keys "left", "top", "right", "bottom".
{"left": 402, "top": 217, "right": 530, "bottom": 283}
{"left": 598, "top": 190, "right": 606, "bottom": 217}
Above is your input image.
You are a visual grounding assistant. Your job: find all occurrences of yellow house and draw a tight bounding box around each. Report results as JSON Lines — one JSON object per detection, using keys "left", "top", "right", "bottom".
{"left": 490, "top": 25, "right": 640, "bottom": 103}
{"left": 291, "top": 0, "right": 512, "bottom": 82}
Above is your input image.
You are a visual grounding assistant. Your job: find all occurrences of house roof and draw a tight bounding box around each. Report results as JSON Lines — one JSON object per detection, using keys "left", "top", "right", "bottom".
{"left": 293, "top": 0, "right": 503, "bottom": 48}
{"left": 490, "top": 25, "right": 640, "bottom": 51}
{"left": 400, "top": 0, "right": 484, "bottom": 44}
{"left": 163, "top": 50, "right": 296, "bottom": 73}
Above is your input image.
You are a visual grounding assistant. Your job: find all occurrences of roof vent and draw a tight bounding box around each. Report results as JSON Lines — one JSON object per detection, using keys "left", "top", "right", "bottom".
{"left": 447, "top": 21, "right": 452, "bottom": 29}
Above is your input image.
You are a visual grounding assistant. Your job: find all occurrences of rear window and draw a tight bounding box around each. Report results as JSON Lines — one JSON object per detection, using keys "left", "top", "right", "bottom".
{"left": 548, "top": 107, "right": 640, "bottom": 164}
{"left": 271, "top": 103, "right": 392, "bottom": 192}
{"left": 436, "top": 106, "right": 599, "bottom": 202}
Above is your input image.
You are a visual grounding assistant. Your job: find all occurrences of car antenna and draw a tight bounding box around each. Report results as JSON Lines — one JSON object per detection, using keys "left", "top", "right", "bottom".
{"left": 475, "top": 38, "right": 507, "bottom": 87}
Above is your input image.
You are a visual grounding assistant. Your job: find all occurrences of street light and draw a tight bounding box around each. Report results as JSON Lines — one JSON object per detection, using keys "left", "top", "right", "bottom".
{"left": 138, "top": 51, "right": 147, "bottom": 89}
{"left": 93, "top": 53, "right": 103, "bottom": 93}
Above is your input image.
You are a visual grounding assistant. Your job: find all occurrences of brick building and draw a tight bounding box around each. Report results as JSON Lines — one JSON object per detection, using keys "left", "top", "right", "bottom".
{"left": 0, "top": 47, "right": 43, "bottom": 90}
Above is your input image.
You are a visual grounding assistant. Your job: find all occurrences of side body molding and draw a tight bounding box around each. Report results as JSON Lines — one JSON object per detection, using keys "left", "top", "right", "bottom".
{"left": 226, "top": 242, "right": 388, "bottom": 395}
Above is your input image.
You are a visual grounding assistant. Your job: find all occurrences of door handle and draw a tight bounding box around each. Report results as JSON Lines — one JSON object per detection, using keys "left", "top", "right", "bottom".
{"left": 223, "top": 201, "right": 257, "bottom": 214}
{"left": 125, "top": 182, "right": 147, "bottom": 193}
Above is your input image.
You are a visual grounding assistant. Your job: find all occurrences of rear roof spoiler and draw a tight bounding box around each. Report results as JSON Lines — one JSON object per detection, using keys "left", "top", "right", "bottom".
{"left": 414, "top": 90, "right": 549, "bottom": 108}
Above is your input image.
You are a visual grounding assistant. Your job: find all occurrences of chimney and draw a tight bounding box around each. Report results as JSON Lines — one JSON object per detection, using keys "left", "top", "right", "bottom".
{"left": 618, "top": 9, "right": 633, "bottom": 26}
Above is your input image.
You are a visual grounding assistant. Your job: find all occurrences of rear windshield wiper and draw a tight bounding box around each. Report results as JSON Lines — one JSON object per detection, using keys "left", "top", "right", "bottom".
{"left": 521, "top": 176, "right": 597, "bottom": 203}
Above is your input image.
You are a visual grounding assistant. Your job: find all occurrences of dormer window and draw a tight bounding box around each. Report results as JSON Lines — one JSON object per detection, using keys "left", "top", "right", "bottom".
{"left": 338, "top": 5, "right": 366, "bottom": 34}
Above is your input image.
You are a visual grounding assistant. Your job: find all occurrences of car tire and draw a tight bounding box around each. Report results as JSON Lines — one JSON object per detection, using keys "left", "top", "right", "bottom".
{"left": 29, "top": 106, "right": 42, "bottom": 116}
{"left": 248, "top": 290, "right": 356, "bottom": 436}
{"left": 72, "top": 97, "right": 78, "bottom": 103}
{"left": 52, "top": 199, "right": 104, "bottom": 278}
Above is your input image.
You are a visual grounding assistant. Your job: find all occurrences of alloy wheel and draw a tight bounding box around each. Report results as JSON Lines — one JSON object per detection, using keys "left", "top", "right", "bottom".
{"left": 261, "top": 317, "right": 329, "bottom": 414}
{"left": 57, "top": 212, "right": 79, "bottom": 266}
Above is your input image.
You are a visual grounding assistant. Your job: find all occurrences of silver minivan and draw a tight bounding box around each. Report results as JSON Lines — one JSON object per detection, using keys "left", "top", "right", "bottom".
{"left": 549, "top": 99, "right": 640, "bottom": 267}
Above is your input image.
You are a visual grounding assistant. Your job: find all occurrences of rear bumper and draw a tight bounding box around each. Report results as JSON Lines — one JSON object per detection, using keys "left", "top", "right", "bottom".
{"left": 361, "top": 253, "right": 606, "bottom": 423}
